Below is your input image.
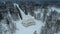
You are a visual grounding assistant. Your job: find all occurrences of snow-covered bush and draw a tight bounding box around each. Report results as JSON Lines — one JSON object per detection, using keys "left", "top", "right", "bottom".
{"left": 22, "top": 17, "right": 35, "bottom": 27}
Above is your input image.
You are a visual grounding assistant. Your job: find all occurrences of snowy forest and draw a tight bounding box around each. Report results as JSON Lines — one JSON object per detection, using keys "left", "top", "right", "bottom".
{"left": 0, "top": 0, "right": 60, "bottom": 34}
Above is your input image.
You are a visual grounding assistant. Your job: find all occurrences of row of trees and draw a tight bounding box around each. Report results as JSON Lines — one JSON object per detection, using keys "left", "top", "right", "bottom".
{"left": 0, "top": 2, "right": 18, "bottom": 34}
{"left": 40, "top": 6, "right": 60, "bottom": 34}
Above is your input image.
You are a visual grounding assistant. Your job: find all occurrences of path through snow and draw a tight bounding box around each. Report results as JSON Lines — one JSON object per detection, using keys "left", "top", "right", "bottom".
{"left": 13, "top": 3, "right": 44, "bottom": 34}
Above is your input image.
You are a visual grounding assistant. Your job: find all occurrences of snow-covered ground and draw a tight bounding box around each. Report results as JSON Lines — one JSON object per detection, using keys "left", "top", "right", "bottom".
{"left": 14, "top": 19, "right": 44, "bottom": 34}
{"left": 13, "top": 3, "right": 44, "bottom": 34}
